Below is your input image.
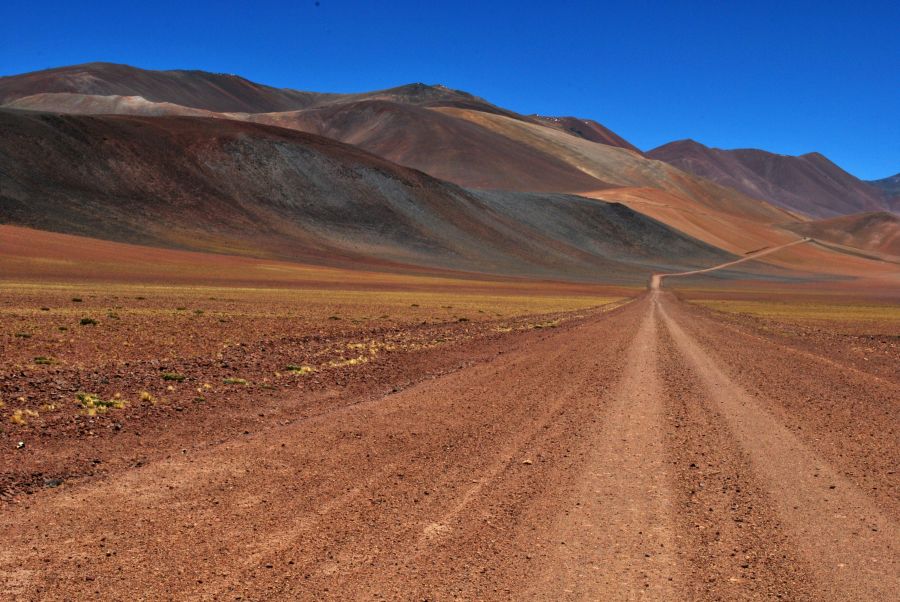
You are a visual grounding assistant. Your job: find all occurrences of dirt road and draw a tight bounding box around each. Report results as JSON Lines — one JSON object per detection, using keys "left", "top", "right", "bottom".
{"left": 651, "top": 238, "right": 811, "bottom": 289}
{"left": 2, "top": 289, "right": 898, "bottom": 600}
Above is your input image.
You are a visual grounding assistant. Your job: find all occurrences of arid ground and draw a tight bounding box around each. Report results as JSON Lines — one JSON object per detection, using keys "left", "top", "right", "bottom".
{"left": 2, "top": 237, "right": 897, "bottom": 601}
{"left": 1, "top": 62, "right": 898, "bottom": 601}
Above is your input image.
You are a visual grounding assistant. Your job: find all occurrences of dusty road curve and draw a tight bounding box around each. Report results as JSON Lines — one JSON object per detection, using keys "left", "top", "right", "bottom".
{"left": 2, "top": 291, "right": 898, "bottom": 600}
{"left": 651, "top": 237, "right": 811, "bottom": 289}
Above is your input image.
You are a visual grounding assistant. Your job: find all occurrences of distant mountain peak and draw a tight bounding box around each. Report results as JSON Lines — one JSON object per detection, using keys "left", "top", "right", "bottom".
{"left": 648, "top": 141, "right": 890, "bottom": 217}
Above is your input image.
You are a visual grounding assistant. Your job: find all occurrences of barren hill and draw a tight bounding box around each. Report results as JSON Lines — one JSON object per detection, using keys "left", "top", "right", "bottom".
{"left": 0, "top": 109, "right": 731, "bottom": 283}
{"left": 784, "top": 211, "right": 900, "bottom": 257}
{"left": 647, "top": 139, "right": 890, "bottom": 217}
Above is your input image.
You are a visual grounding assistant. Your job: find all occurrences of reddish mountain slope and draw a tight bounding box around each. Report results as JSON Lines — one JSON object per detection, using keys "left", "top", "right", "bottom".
{"left": 533, "top": 116, "right": 641, "bottom": 153}
{"left": 868, "top": 173, "right": 900, "bottom": 211}
{"left": 647, "top": 139, "right": 890, "bottom": 218}
{"left": 0, "top": 64, "right": 641, "bottom": 194}
{"left": 784, "top": 212, "right": 900, "bottom": 257}
{"left": 245, "top": 101, "right": 610, "bottom": 192}
{"left": 868, "top": 173, "right": 900, "bottom": 196}
{"left": 0, "top": 63, "right": 521, "bottom": 119}
{"left": 0, "top": 62, "right": 334, "bottom": 113}
{"left": 3, "top": 92, "right": 217, "bottom": 116}
{"left": 0, "top": 109, "right": 732, "bottom": 283}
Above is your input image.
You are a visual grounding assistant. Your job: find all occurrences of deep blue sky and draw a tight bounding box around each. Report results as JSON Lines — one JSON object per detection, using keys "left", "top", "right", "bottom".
{"left": 2, "top": 1, "right": 897, "bottom": 179}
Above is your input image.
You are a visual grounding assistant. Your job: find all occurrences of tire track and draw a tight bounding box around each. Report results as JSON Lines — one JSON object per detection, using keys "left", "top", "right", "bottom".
{"left": 532, "top": 294, "right": 679, "bottom": 600}
{"left": 657, "top": 317, "right": 820, "bottom": 600}
{"left": 659, "top": 297, "right": 900, "bottom": 600}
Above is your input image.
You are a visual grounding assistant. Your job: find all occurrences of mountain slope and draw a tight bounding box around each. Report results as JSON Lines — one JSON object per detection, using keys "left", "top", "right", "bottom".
{"left": 532, "top": 115, "right": 641, "bottom": 153}
{"left": 647, "top": 139, "right": 890, "bottom": 218}
{"left": 783, "top": 212, "right": 900, "bottom": 257}
{"left": 0, "top": 64, "right": 649, "bottom": 191}
{"left": 0, "top": 62, "right": 335, "bottom": 113}
{"left": 244, "top": 101, "right": 610, "bottom": 192}
{"left": 0, "top": 109, "right": 732, "bottom": 283}
{"left": 868, "top": 173, "right": 900, "bottom": 211}
{"left": 0, "top": 63, "right": 523, "bottom": 120}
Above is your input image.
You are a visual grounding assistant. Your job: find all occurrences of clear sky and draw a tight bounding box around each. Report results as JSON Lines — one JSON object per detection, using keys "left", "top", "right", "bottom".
{"left": 2, "top": 0, "right": 897, "bottom": 179}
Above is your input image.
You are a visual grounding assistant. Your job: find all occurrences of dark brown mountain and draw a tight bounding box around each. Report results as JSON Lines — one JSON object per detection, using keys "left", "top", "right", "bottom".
{"left": 647, "top": 139, "right": 890, "bottom": 218}
{"left": 0, "top": 109, "right": 732, "bottom": 283}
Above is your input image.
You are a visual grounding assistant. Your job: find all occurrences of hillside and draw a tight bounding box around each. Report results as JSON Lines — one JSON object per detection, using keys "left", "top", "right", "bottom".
{"left": 3, "top": 62, "right": 892, "bottom": 282}
{"left": 0, "top": 109, "right": 732, "bottom": 284}
{"left": 0, "top": 63, "right": 524, "bottom": 120}
{"left": 784, "top": 212, "right": 900, "bottom": 257}
{"left": 532, "top": 115, "right": 641, "bottom": 153}
{"left": 647, "top": 139, "right": 890, "bottom": 218}
{"left": 868, "top": 173, "right": 900, "bottom": 194}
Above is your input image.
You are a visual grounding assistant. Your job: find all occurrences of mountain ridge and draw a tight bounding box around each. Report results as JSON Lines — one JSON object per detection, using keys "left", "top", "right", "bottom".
{"left": 647, "top": 139, "right": 891, "bottom": 218}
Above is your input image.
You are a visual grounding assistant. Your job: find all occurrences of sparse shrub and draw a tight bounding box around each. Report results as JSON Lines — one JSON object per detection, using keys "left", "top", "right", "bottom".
{"left": 176, "top": 307, "right": 187, "bottom": 311}
{"left": 71, "top": 298, "right": 83, "bottom": 303}
{"left": 328, "top": 315, "right": 341, "bottom": 320}
{"left": 34, "top": 356, "right": 53, "bottom": 365}
{"left": 80, "top": 317, "right": 99, "bottom": 326}
{"left": 223, "top": 377, "right": 248, "bottom": 385}
{"left": 410, "top": 303, "right": 420, "bottom": 307}
{"left": 135, "top": 296, "right": 146, "bottom": 300}
{"left": 107, "top": 312, "right": 120, "bottom": 320}
{"left": 285, "top": 365, "right": 316, "bottom": 375}
{"left": 162, "top": 372, "right": 185, "bottom": 382}
{"left": 458, "top": 317, "right": 469, "bottom": 322}
{"left": 76, "top": 392, "right": 125, "bottom": 415}
{"left": 193, "top": 309, "right": 204, "bottom": 316}
{"left": 58, "top": 326, "right": 68, "bottom": 331}
{"left": 139, "top": 391, "right": 156, "bottom": 404}
{"left": 15, "top": 332, "right": 31, "bottom": 338}
{"left": 40, "top": 307, "right": 50, "bottom": 311}
{"left": 10, "top": 409, "right": 39, "bottom": 425}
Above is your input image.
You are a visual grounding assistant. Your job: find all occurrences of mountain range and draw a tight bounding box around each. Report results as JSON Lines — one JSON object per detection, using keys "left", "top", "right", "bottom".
{"left": 1, "top": 62, "right": 897, "bottom": 285}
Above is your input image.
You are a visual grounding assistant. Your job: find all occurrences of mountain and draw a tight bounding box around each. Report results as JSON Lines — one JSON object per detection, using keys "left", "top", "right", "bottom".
{"left": 868, "top": 173, "right": 900, "bottom": 208}
{"left": 2, "top": 92, "right": 218, "bottom": 117}
{"left": 4, "top": 62, "right": 887, "bottom": 282}
{"left": 0, "top": 109, "right": 733, "bottom": 283}
{"left": 647, "top": 139, "right": 890, "bottom": 218}
{"left": 0, "top": 62, "right": 333, "bottom": 113}
{"left": 868, "top": 173, "right": 900, "bottom": 194}
{"left": 532, "top": 115, "right": 641, "bottom": 153}
{"left": 0, "top": 63, "right": 524, "bottom": 120}
{"left": 243, "top": 101, "right": 610, "bottom": 192}
{"left": 784, "top": 211, "right": 900, "bottom": 257}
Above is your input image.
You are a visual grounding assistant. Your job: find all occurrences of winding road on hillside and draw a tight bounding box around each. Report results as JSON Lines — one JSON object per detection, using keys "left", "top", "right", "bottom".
{"left": 651, "top": 237, "right": 812, "bottom": 289}
{"left": 2, "top": 269, "right": 898, "bottom": 600}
